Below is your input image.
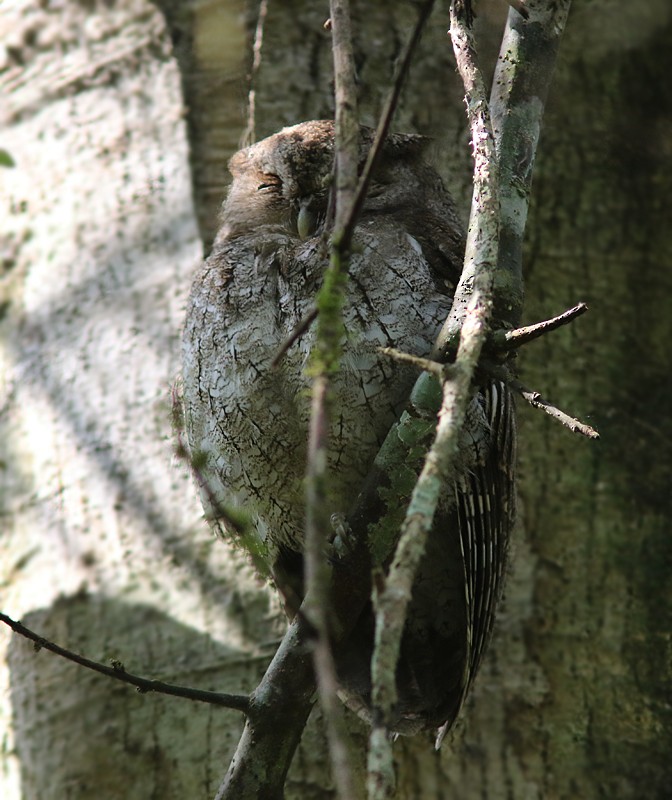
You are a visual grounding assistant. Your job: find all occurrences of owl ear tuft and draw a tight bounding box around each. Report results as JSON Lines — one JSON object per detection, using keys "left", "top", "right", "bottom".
{"left": 228, "top": 150, "right": 250, "bottom": 177}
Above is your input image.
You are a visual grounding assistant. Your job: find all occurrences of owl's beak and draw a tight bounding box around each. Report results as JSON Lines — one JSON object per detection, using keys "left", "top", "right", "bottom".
{"left": 297, "top": 197, "right": 317, "bottom": 240}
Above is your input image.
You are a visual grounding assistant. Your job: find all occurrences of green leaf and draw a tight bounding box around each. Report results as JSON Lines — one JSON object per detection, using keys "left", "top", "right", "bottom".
{"left": 0, "top": 149, "right": 16, "bottom": 168}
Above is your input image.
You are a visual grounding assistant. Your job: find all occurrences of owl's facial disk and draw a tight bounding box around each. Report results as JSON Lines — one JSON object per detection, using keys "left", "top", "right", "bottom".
{"left": 221, "top": 122, "right": 337, "bottom": 241}
{"left": 222, "top": 119, "right": 435, "bottom": 242}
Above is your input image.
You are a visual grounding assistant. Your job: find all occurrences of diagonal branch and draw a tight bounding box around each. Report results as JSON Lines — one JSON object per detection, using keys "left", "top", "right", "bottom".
{"left": 367, "top": 3, "right": 499, "bottom": 795}
{"left": 505, "top": 374, "right": 599, "bottom": 438}
{"left": 0, "top": 611, "right": 250, "bottom": 712}
{"left": 216, "top": 4, "right": 441, "bottom": 797}
{"left": 340, "top": 0, "right": 436, "bottom": 251}
{"left": 500, "top": 302, "right": 588, "bottom": 350}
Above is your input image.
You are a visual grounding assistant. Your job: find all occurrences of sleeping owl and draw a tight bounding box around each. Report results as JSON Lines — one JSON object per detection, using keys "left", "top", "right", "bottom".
{"left": 181, "top": 120, "right": 515, "bottom": 737}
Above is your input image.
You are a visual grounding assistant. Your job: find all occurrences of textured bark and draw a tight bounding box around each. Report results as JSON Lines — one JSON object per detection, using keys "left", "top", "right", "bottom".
{"left": 1, "top": 0, "right": 671, "bottom": 798}
{"left": 0, "top": 2, "right": 270, "bottom": 798}
{"left": 505, "top": 4, "right": 672, "bottom": 795}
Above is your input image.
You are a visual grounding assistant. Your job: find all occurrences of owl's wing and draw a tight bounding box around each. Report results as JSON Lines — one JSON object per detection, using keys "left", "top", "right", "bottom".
{"left": 436, "top": 379, "right": 517, "bottom": 745}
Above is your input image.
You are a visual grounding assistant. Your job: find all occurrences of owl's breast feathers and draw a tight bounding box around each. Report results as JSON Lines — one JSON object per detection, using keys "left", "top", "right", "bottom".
{"left": 183, "top": 215, "right": 453, "bottom": 551}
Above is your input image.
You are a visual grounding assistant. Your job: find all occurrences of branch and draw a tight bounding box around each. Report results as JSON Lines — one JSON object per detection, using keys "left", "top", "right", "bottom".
{"left": 305, "top": 4, "right": 441, "bottom": 797}
{"left": 379, "top": 345, "right": 448, "bottom": 378}
{"left": 516, "top": 382, "right": 599, "bottom": 439}
{"left": 241, "top": 0, "right": 269, "bottom": 147}
{"left": 340, "top": 0, "right": 436, "bottom": 251}
{"left": 330, "top": 0, "right": 359, "bottom": 234}
{"left": 0, "top": 611, "right": 250, "bottom": 712}
{"left": 367, "top": 2, "right": 499, "bottom": 795}
{"left": 271, "top": 0, "right": 436, "bottom": 367}
{"left": 217, "top": 5, "right": 440, "bottom": 797}
{"left": 433, "top": 1, "right": 502, "bottom": 359}
{"left": 215, "top": 614, "right": 318, "bottom": 800}
{"left": 500, "top": 302, "right": 588, "bottom": 350}
{"left": 297, "top": 2, "right": 362, "bottom": 797}
{"left": 489, "top": 0, "right": 573, "bottom": 320}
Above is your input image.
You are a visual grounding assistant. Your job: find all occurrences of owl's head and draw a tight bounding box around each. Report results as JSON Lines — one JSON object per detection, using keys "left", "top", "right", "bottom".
{"left": 219, "top": 120, "right": 438, "bottom": 242}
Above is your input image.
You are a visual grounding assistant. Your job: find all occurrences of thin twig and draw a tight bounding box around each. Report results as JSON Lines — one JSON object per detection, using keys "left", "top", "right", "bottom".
{"left": 341, "top": 0, "right": 436, "bottom": 252}
{"left": 271, "top": 1, "right": 436, "bottom": 368}
{"left": 271, "top": 306, "right": 318, "bottom": 368}
{"left": 0, "top": 612, "right": 251, "bottom": 712}
{"left": 501, "top": 302, "right": 588, "bottom": 349}
{"left": 379, "top": 346, "right": 446, "bottom": 377}
{"left": 241, "top": 0, "right": 269, "bottom": 147}
{"left": 517, "top": 383, "right": 599, "bottom": 438}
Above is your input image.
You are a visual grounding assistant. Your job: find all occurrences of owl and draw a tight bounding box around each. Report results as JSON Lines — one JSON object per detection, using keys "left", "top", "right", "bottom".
{"left": 182, "top": 120, "right": 516, "bottom": 738}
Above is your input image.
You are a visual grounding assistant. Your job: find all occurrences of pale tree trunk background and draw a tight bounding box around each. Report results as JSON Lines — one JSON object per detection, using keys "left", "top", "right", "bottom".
{"left": 1, "top": 1, "right": 670, "bottom": 799}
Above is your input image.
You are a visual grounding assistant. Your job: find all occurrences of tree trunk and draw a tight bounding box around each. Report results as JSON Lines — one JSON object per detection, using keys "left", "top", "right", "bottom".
{"left": 1, "top": 1, "right": 670, "bottom": 798}
{"left": 0, "top": 2, "right": 271, "bottom": 798}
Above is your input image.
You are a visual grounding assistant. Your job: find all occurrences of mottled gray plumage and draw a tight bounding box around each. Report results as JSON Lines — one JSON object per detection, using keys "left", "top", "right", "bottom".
{"left": 182, "top": 120, "right": 516, "bottom": 738}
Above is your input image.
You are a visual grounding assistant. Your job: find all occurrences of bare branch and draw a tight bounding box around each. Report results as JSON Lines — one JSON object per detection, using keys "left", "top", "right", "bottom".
{"left": 215, "top": 615, "right": 318, "bottom": 800}
{"left": 341, "top": 0, "right": 436, "bottom": 252}
{"left": 330, "top": 0, "right": 359, "bottom": 234}
{"left": 379, "top": 346, "right": 447, "bottom": 378}
{"left": 501, "top": 302, "right": 588, "bottom": 349}
{"left": 433, "top": 1, "right": 501, "bottom": 358}
{"left": 298, "top": 4, "right": 362, "bottom": 798}
{"left": 241, "top": 0, "right": 269, "bottom": 148}
{"left": 0, "top": 612, "right": 250, "bottom": 712}
{"left": 271, "top": 306, "right": 318, "bottom": 368}
{"left": 367, "top": 2, "right": 499, "bottom": 795}
{"left": 516, "top": 382, "right": 599, "bottom": 439}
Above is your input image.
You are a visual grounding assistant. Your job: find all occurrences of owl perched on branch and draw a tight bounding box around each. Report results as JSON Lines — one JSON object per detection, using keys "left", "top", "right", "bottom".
{"left": 182, "top": 120, "right": 515, "bottom": 737}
